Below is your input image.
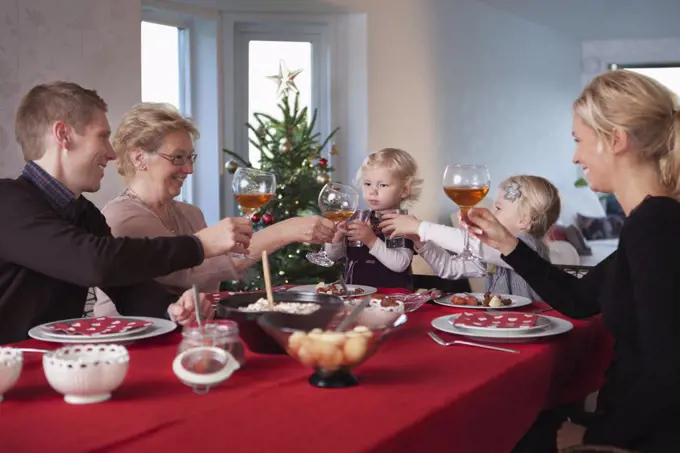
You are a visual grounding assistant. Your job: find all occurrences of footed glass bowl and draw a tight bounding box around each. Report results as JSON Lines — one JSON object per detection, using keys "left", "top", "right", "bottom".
{"left": 257, "top": 309, "right": 406, "bottom": 388}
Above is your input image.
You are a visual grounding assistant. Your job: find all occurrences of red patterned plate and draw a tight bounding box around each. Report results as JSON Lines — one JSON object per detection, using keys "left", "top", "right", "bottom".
{"left": 452, "top": 312, "right": 547, "bottom": 333}
{"left": 42, "top": 317, "right": 153, "bottom": 338}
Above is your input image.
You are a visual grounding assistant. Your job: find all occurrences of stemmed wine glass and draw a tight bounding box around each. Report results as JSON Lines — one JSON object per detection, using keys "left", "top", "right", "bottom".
{"left": 232, "top": 167, "right": 276, "bottom": 259}
{"left": 442, "top": 164, "right": 491, "bottom": 267}
{"left": 306, "top": 182, "right": 359, "bottom": 267}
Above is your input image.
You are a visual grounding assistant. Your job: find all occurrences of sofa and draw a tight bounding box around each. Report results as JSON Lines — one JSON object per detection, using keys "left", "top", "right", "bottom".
{"left": 549, "top": 184, "right": 620, "bottom": 267}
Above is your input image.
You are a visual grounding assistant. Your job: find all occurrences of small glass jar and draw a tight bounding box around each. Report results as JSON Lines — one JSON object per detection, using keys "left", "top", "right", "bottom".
{"left": 178, "top": 320, "right": 246, "bottom": 368}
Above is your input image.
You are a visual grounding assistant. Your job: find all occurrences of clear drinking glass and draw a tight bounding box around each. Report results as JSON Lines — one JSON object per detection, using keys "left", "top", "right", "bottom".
{"left": 378, "top": 209, "right": 409, "bottom": 248}
{"left": 232, "top": 167, "right": 276, "bottom": 259}
{"left": 442, "top": 164, "right": 491, "bottom": 267}
{"left": 347, "top": 210, "right": 371, "bottom": 247}
{"left": 306, "top": 182, "right": 359, "bottom": 267}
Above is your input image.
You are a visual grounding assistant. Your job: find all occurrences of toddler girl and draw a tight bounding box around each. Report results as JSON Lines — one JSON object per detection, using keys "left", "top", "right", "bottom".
{"left": 325, "top": 148, "right": 423, "bottom": 290}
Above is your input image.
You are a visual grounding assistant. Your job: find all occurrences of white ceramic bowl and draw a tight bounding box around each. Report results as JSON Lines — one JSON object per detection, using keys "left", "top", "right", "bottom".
{"left": 0, "top": 348, "right": 23, "bottom": 402}
{"left": 43, "top": 344, "right": 129, "bottom": 404}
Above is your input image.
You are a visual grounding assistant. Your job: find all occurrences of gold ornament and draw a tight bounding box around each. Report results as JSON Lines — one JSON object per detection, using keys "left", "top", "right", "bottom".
{"left": 330, "top": 144, "right": 339, "bottom": 156}
{"left": 316, "top": 173, "right": 330, "bottom": 184}
{"left": 225, "top": 159, "right": 239, "bottom": 174}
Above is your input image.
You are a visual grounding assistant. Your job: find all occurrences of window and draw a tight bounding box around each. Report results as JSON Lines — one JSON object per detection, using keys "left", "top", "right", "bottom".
{"left": 140, "top": 20, "right": 191, "bottom": 201}
{"left": 234, "top": 23, "right": 330, "bottom": 169}
{"left": 610, "top": 63, "right": 680, "bottom": 97}
{"left": 141, "top": 22, "right": 183, "bottom": 109}
{"left": 247, "top": 41, "right": 313, "bottom": 167}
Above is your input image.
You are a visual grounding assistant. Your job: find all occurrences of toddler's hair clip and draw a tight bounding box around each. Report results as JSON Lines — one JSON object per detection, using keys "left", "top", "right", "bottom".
{"left": 503, "top": 181, "right": 522, "bottom": 201}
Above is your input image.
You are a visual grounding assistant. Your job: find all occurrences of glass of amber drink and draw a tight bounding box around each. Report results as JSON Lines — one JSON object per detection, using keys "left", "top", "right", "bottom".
{"left": 443, "top": 164, "right": 491, "bottom": 265}
{"left": 306, "top": 182, "right": 359, "bottom": 267}
{"left": 232, "top": 167, "right": 276, "bottom": 259}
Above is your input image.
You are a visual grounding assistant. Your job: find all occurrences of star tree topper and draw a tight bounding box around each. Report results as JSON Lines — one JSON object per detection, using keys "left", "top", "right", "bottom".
{"left": 267, "top": 59, "right": 303, "bottom": 97}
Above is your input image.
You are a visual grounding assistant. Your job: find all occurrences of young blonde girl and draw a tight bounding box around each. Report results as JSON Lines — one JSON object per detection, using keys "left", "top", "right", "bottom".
{"left": 380, "top": 175, "right": 560, "bottom": 299}
{"left": 325, "top": 148, "right": 423, "bottom": 289}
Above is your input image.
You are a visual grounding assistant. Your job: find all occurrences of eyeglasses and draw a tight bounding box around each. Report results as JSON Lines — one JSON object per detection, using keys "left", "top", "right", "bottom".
{"left": 154, "top": 152, "right": 198, "bottom": 166}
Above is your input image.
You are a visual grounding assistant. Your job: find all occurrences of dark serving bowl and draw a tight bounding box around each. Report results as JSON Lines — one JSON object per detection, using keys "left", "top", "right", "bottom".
{"left": 215, "top": 291, "right": 343, "bottom": 354}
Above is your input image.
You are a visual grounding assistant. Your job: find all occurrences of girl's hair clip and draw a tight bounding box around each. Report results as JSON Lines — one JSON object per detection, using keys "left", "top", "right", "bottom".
{"left": 503, "top": 181, "right": 522, "bottom": 201}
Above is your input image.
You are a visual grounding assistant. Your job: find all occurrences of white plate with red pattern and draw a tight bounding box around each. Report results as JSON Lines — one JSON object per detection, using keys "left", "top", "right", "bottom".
{"left": 39, "top": 316, "right": 154, "bottom": 339}
{"left": 431, "top": 314, "right": 573, "bottom": 342}
{"left": 29, "top": 316, "right": 177, "bottom": 344}
{"left": 452, "top": 312, "right": 549, "bottom": 334}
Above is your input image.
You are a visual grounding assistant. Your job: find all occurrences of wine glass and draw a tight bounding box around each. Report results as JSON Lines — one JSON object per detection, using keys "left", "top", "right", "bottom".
{"left": 232, "top": 167, "right": 276, "bottom": 259}
{"left": 442, "top": 164, "right": 491, "bottom": 266}
{"left": 306, "top": 182, "right": 359, "bottom": 267}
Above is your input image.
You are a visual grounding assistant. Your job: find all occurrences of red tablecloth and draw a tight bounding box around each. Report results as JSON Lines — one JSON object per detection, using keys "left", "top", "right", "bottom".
{"left": 0, "top": 290, "right": 612, "bottom": 453}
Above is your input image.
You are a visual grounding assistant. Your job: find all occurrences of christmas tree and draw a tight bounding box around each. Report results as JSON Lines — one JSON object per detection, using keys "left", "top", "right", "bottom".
{"left": 222, "top": 61, "right": 342, "bottom": 290}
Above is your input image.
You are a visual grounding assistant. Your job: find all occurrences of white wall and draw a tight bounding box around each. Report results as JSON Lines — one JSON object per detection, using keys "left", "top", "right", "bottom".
{"left": 314, "top": 0, "right": 582, "bottom": 223}
{"left": 582, "top": 38, "right": 680, "bottom": 86}
{"left": 180, "top": 0, "right": 583, "bottom": 224}
{"left": 0, "top": 0, "right": 584, "bottom": 222}
{"left": 0, "top": 0, "right": 141, "bottom": 207}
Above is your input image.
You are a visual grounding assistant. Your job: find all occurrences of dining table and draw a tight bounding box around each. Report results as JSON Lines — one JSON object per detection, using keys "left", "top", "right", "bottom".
{"left": 0, "top": 288, "right": 613, "bottom": 453}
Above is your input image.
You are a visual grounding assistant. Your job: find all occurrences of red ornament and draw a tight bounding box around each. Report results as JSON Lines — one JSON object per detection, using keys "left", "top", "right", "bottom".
{"left": 250, "top": 213, "right": 261, "bottom": 223}
{"left": 318, "top": 157, "right": 328, "bottom": 167}
{"left": 262, "top": 213, "right": 274, "bottom": 225}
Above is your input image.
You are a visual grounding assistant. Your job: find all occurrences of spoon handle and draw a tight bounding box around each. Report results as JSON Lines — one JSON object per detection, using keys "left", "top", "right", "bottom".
{"left": 335, "top": 296, "right": 371, "bottom": 332}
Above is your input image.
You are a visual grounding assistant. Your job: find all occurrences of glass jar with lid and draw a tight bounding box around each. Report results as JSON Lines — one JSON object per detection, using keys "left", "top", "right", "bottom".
{"left": 178, "top": 320, "right": 246, "bottom": 367}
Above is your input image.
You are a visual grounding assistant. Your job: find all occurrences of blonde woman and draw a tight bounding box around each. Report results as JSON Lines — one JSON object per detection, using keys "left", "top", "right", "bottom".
{"left": 465, "top": 71, "right": 680, "bottom": 451}
{"left": 95, "top": 103, "right": 336, "bottom": 315}
{"left": 380, "top": 175, "right": 560, "bottom": 300}
{"left": 325, "top": 148, "right": 423, "bottom": 290}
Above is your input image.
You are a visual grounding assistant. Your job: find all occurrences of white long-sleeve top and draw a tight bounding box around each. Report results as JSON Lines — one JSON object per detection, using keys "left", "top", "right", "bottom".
{"left": 325, "top": 239, "right": 413, "bottom": 273}
{"left": 416, "top": 221, "right": 549, "bottom": 300}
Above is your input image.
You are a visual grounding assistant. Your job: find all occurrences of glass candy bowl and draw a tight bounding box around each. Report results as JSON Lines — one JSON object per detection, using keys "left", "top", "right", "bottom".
{"left": 257, "top": 309, "right": 406, "bottom": 388}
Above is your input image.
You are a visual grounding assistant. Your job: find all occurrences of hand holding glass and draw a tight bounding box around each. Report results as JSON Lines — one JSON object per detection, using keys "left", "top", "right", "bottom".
{"left": 232, "top": 167, "right": 276, "bottom": 259}
{"left": 306, "top": 183, "right": 359, "bottom": 267}
{"left": 443, "top": 164, "right": 491, "bottom": 267}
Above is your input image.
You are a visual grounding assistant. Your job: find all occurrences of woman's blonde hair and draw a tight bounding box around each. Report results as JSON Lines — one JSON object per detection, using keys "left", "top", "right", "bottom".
{"left": 113, "top": 103, "right": 199, "bottom": 177}
{"left": 354, "top": 148, "right": 423, "bottom": 205}
{"left": 501, "top": 175, "right": 561, "bottom": 238}
{"left": 574, "top": 70, "right": 680, "bottom": 197}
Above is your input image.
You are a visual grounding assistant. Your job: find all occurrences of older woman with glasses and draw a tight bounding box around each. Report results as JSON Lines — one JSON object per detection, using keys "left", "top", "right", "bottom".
{"left": 94, "top": 103, "right": 336, "bottom": 315}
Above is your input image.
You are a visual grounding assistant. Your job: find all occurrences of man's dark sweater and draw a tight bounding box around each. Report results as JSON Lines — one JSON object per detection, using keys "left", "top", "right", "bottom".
{"left": 0, "top": 163, "right": 205, "bottom": 344}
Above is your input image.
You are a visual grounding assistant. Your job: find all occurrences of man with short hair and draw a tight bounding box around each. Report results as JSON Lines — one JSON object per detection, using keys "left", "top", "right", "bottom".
{"left": 0, "top": 81, "right": 252, "bottom": 344}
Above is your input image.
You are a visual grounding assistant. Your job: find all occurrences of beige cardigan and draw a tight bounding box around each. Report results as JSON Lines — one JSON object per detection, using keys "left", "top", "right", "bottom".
{"left": 94, "top": 193, "right": 238, "bottom": 316}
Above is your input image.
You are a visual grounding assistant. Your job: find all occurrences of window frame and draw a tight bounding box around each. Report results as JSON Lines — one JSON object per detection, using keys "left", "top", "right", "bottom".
{"left": 610, "top": 62, "right": 680, "bottom": 70}
{"left": 232, "top": 21, "right": 331, "bottom": 178}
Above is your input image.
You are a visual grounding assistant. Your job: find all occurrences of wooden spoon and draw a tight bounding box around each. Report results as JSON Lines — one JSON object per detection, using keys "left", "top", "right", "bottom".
{"left": 261, "top": 250, "right": 275, "bottom": 310}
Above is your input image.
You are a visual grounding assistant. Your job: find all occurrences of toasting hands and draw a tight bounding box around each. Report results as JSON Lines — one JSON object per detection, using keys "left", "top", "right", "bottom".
{"left": 464, "top": 208, "right": 519, "bottom": 256}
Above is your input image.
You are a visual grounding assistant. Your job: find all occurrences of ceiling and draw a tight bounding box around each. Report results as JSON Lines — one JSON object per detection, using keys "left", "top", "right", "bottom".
{"left": 165, "top": 0, "right": 680, "bottom": 40}
{"left": 475, "top": 0, "right": 680, "bottom": 40}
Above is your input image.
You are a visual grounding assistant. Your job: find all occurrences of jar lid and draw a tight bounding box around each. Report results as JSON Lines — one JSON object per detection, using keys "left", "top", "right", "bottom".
{"left": 182, "top": 320, "right": 239, "bottom": 339}
{"left": 172, "top": 346, "right": 239, "bottom": 392}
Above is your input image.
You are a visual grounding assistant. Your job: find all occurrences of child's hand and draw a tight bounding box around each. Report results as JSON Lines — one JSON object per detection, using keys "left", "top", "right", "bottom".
{"left": 379, "top": 214, "right": 421, "bottom": 239}
{"left": 347, "top": 221, "right": 377, "bottom": 248}
{"left": 404, "top": 233, "right": 422, "bottom": 248}
{"left": 331, "top": 221, "right": 348, "bottom": 244}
